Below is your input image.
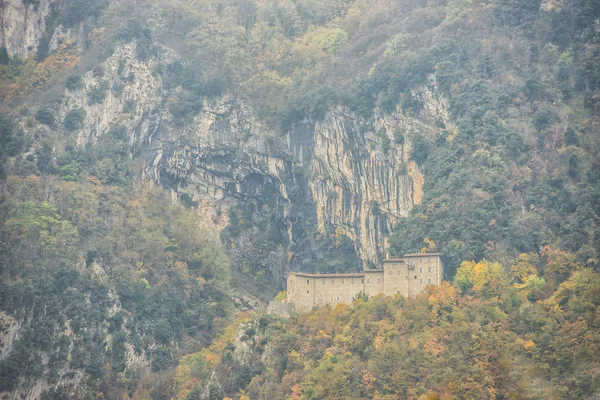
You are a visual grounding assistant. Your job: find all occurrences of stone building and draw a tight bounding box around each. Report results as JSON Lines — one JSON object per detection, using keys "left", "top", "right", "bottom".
{"left": 286, "top": 253, "right": 443, "bottom": 312}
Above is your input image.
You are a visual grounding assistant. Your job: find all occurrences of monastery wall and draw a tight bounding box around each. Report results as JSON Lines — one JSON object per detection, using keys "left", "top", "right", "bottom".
{"left": 286, "top": 253, "right": 443, "bottom": 313}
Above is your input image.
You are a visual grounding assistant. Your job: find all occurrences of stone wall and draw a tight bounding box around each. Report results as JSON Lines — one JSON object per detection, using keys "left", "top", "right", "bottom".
{"left": 312, "top": 273, "right": 369, "bottom": 309}
{"left": 286, "top": 254, "right": 443, "bottom": 312}
{"left": 267, "top": 301, "right": 295, "bottom": 318}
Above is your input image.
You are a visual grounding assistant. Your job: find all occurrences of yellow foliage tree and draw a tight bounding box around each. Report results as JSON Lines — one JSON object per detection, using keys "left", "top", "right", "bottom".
{"left": 275, "top": 290, "right": 287, "bottom": 301}
{"left": 454, "top": 260, "right": 507, "bottom": 298}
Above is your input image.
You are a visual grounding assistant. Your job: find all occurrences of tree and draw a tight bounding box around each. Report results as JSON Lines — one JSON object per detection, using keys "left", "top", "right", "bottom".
{"left": 36, "top": 109, "right": 55, "bottom": 127}
{"left": 64, "top": 108, "right": 86, "bottom": 131}
{"left": 454, "top": 260, "right": 507, "bottom": 298}
{"left": 59, "top": 161, "right": 79, "bottom": 182}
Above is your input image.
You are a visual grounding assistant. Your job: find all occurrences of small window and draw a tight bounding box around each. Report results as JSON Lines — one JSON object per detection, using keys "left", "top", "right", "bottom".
{"left": 377, "top": 278, "right": 380, "bottom": 284}
{"left": 428, "top": 267, "right": 431, "bottom": 273}
{"left": 361, "top": 279, "right": 364, "bottom": 284}
{"left": 419, "top": 268, "right": 422, "bottom": 273}
{"left": 307, "top": 290, "right": 310, "bottom": 293}
{"left": 342, "top": 279, "right": 345, "bottom": 284}
{"left": 389, "top": 270, "right": 393, "bottom": 275}
{"left": 337, "top": 297, "right": 340, "bottom": 301}
{"left": 414, "top": 276, "right": 417, "bottom": 279}
{"left": 397, "top": 271, "right": 401, "bottom": 275}
{"left": 367, "top": 279, "right": 371, "bottom": 284}
{"left": 307, "top": 280, "right": 310, "bottom": 284}
{"left": 420, "top": 279, "right": 423, "bottom": 284}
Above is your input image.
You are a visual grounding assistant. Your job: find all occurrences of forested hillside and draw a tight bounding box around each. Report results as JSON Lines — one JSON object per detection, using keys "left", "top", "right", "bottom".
{"left": 1, "top": 0, "right": 600, "bottom": 397}
{"left": 0, "top": 159, "right": 233, "bottom": 397}
{"left": 172, "top": 256, "right": 600, "bottom": 399}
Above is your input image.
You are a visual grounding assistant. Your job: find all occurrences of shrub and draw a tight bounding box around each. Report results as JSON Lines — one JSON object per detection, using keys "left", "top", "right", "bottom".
{"left": 36, "top": 109, "right": 55, "bottom": 127}
{"left": 88, "top": 84, "right": 108, "bottom": 105}
{"left": 371, "top": 201, "right": 381, "bottom": 215}
{"left": 64, "top": 108, "right": 86, "bottom": 131}
{"left": 0, "top": 47, "right": 9, "bottom": 65}
{"left": 59, "top": 161, "right": 79, "bottom": 182}
{"left": 380, "top": 133, "right": 391, "bottom": 155}
{"left": 394, "top": 130, "right": 405, "bottom": 145}
{"left": 274, "top": 291, "right": 287, "bottom": 301}
{"left": 180, "top": 193, "right": 198, "bottom": 208}
{"left": 65, "top": 75, "right": 82, "bottom": 91}
{"left": 58, "top": 0, "right": 108, "bottom": 27}
{"left": 533, "top": 108, "right": 554, "bottom": 131}
{"left": 92, "top": 65, "right": 104, "bottom": 78}
{"left": 123, "top": 100, "right": 135, "bottom": 114}
{"left": 410, "top": 134, "right": 431, "bottom": 166}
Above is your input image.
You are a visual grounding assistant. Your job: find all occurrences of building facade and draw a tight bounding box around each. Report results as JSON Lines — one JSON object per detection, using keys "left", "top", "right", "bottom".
{"left": 286, "top": 253, "right": 443, "bottom": 312}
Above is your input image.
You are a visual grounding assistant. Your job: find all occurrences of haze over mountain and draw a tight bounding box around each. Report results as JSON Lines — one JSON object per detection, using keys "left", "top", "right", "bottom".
{"left": 0, "top": 0, "right": 599, "bottom": 398}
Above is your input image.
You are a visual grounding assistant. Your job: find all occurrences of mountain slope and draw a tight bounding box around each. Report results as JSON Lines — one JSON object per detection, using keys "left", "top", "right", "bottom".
{"left": 172, "top": 258, "right": 600, "bottom": 399}
{"left": 0, "top": 0, "right": 599, "bottom": 398}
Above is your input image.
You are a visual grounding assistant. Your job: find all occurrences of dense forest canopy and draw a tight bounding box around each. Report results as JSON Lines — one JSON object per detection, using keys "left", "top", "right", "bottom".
{"left": 0, "top": 0, "right": 600, "bottom": 398}
{"left": 173, "top": 257, "right": 600, "bottom": 399}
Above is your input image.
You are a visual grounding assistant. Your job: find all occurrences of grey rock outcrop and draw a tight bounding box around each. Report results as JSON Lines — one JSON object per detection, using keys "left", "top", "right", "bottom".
{"left": 0, "top": 0, "right": 57, "bottom": 59}
{"left": 41, "top": 41, "right": 450, "bottom": 278}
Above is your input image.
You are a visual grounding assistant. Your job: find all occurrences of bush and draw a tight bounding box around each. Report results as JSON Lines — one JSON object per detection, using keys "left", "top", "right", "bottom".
{"left": 58, "top": 0, "right": 108, "bottom": 27}
{"left": 394, "top": 130, "right": 405, "bottom": 145}
{"left": 64, "top": 108, "right": 86, "bottom": 131}
{"left": 180, "top": 193, "right": 198, "bottom": 208}
{"left": 0, "top": 47, "right": 9, "bottom": 65}
{"left": 36, "top": 109, "right": 55, "bottom": 127}
{"left": 88, "top": 84, "right": 107, "bottom": 105}
{"left": 123, "top": 100, "right": 135, "bottom": 114}
{"left": 533, "top": 108, "right": 554, "bottom": 131}
{"left": 65, "top": 75, "right": 82, "bottom": 91}
{"left": 59, "top": 161, "right": 79, "bottom": 182}
{"left": 380, "top": 134, "right": 391, "bottom": 154}
{"left": 274, "top": 291, "right": 287, "bottom": 301}
{"left": 410, "top": 134, "right": 431, "bottom": 166}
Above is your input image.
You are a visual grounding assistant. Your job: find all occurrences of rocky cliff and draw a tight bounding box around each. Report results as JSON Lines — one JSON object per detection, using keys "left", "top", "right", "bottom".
{"left": 0, "top": 0, "right": 88, "bottom": 60}
{"left": 0, "top": 0, "right": 53, "bottom": 59}
{"left": 297, "top": 90, "right": 450, "bottom": 264}
{"left": 21, "top": 40, "right": 451, "bottom": 281}
{"left": 0, "top": 0, "right": 447, "bottom": 274}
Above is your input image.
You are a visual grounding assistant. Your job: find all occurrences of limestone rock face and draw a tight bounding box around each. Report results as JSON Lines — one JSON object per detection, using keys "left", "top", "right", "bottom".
{"left": 0, "top": 312, "right": 19, "bottom": 362}
{"left": 0, "top": 0, "right": 58, "bottom": 59}
{"left": 46, "top": 42, "right": 450, "bottom": 276}
{"left": 48, "top": 21, "right": 85, "bottom": 53}
{"left": 58, "top": 42, "right": 173, "bottom": 147}
{"left": 289, "top": 85, "right": 450, "bottom": 265}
